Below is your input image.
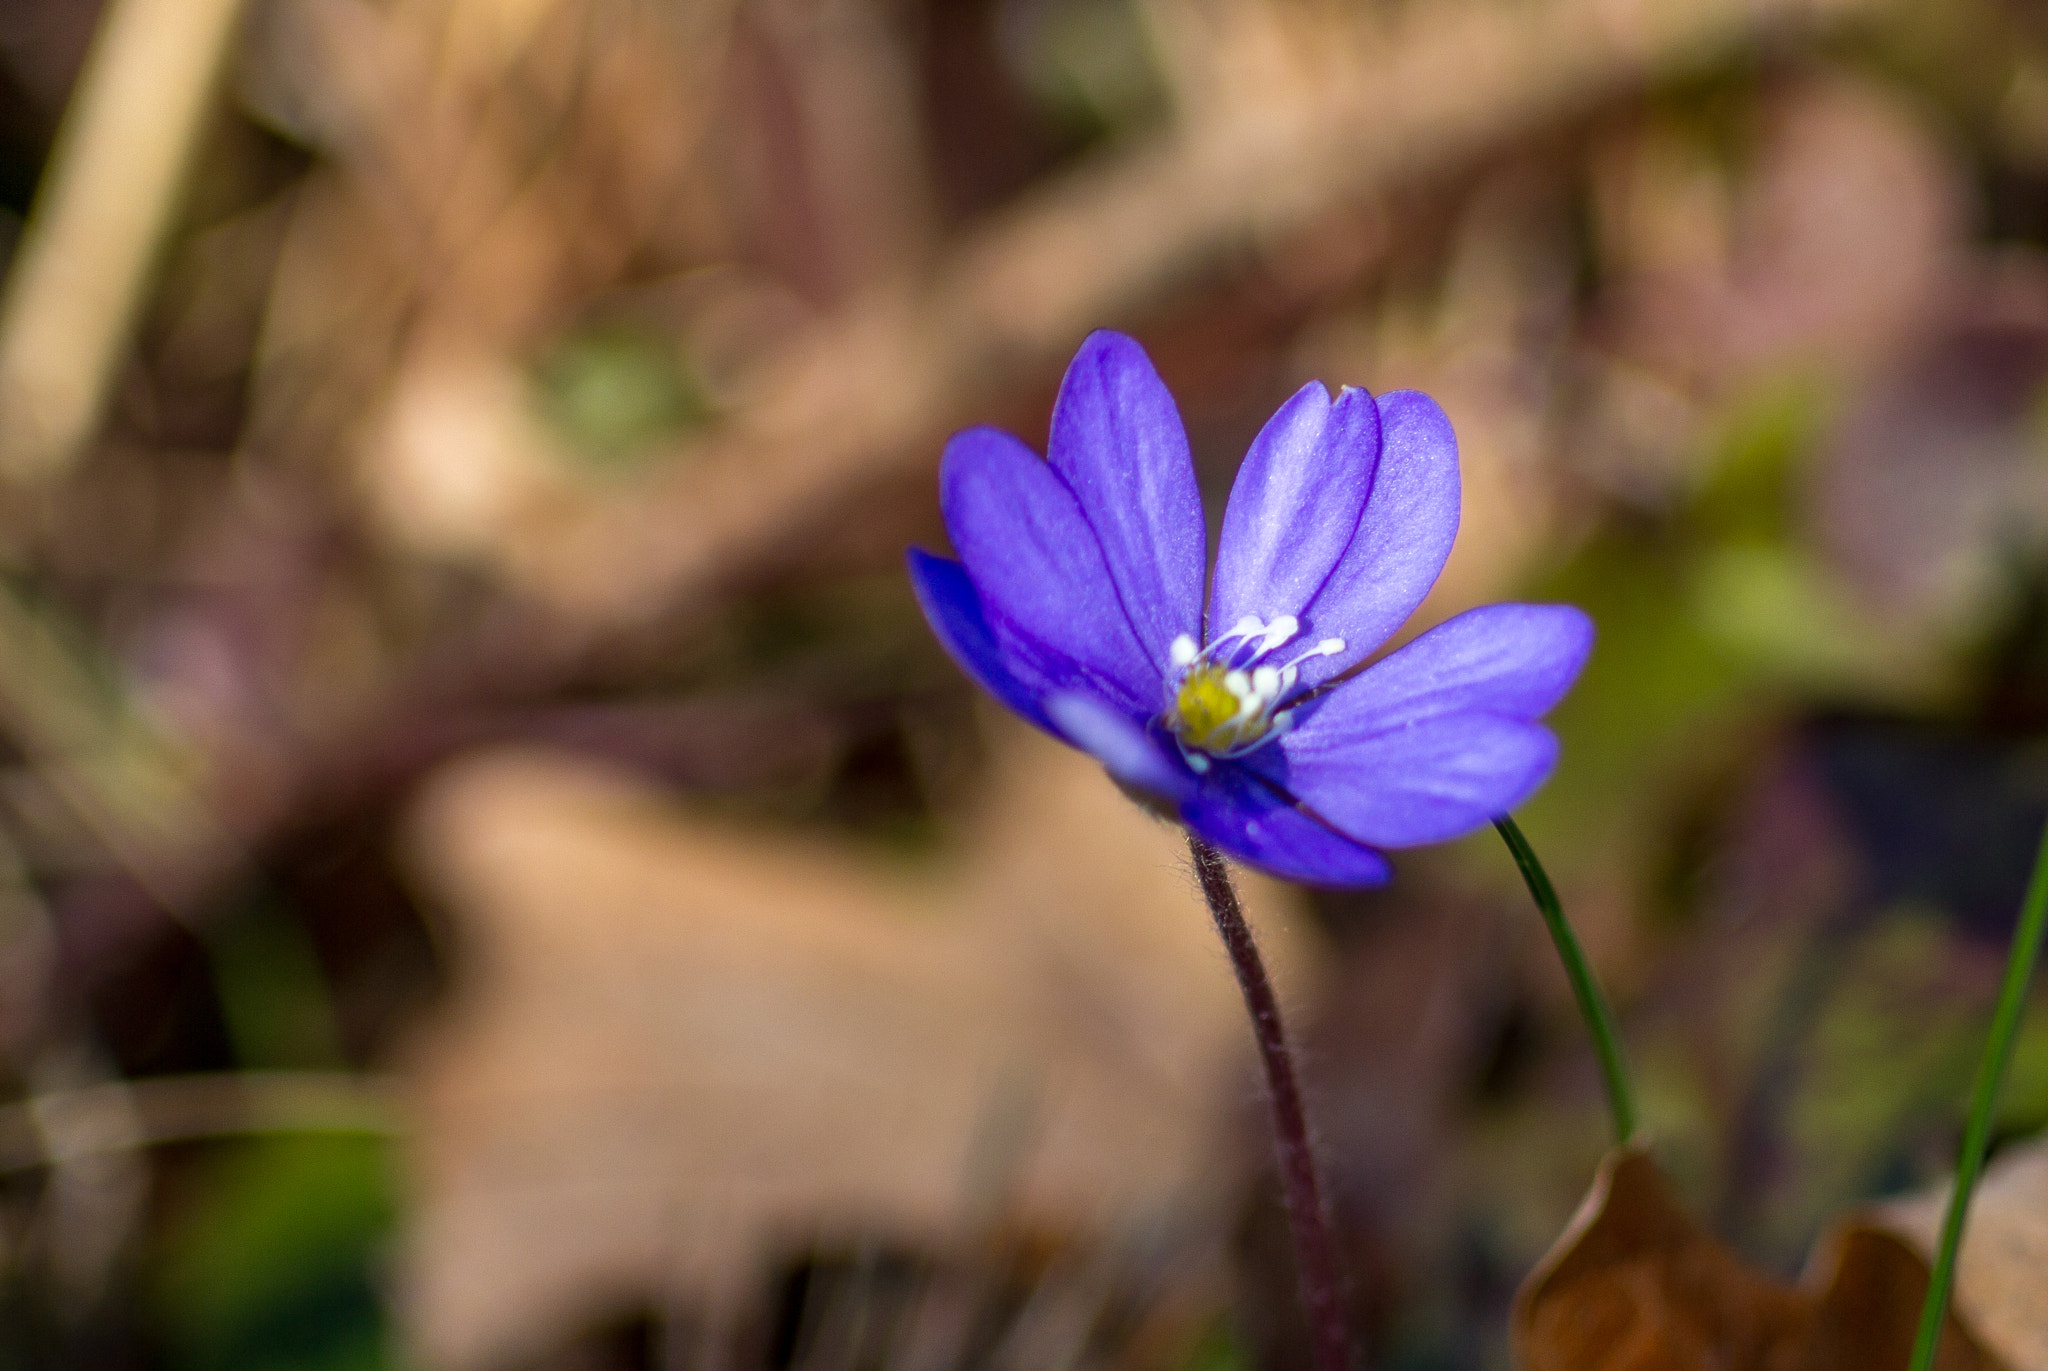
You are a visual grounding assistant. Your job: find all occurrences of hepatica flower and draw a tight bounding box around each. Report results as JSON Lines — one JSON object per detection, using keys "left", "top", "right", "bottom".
{"left": 909, "top": 331, "right": 1591, "bottom": 887}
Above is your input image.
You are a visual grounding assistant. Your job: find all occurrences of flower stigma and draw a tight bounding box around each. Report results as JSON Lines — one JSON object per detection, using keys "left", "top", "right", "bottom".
{"left": 1163, "top": 616, "right": 1343, "bottom": 772}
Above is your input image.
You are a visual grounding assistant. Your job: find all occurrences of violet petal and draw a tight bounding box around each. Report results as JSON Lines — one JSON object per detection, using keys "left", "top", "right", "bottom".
{"left": 1274, "top": 713, "right": 1559, "bottom": 848}
{"left": 1292, "top": 390, "right": 1461, "bottom": 689}
{"left": 941, "top": 424, "right": 1159, "bottom": 713}
{"left": 1181, "top": 766, "right": 1393, "bottom": 887}
{"left": 1048, "top": 331, "right": 1206, "bottom": 653}
{"left": 1291, "top": 603, "right": 1593, "bottom": 738}
{"left": 1210, "top": 383, "right": 1382, "bottom": 632}
{"left": 1046, "top": 693, "right": 1196, "bottom": 802}
{"left": 907, "top": 549, "right": 1060, "bottom": 731}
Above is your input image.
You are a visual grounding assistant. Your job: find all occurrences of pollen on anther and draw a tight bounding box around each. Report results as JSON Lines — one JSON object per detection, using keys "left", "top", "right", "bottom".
{"left": 1170, "top": 634, "right": 1199, "bottom": 666}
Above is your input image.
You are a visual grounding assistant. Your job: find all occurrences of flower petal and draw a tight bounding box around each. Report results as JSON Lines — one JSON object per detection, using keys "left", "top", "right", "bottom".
{"left": 1271, "top": 713, "right": 1558, "bottom": 848}
{"left": 1045, "top": 693, "right": 1196, "bottom": 802}
{"left": 1209, "top": 382, "right": 1382, "bottom": 632}
{"left": 942, "top": 425, "right": 1159, "bottom": 712}
{"left": 1047, "top": 332, "right": 1206, "bottom": 653}
{"left": 907, "top": 549, "right": 1060, "bottom": 731}
{"left": 1294, "top": 603, "right": 1593, "bottom": 736}
{"left": 1181, "top": 765, "right": 1392, "bottom": 887}
{"left": 1292, "top": 389, "right": 1461, "bottom": 689}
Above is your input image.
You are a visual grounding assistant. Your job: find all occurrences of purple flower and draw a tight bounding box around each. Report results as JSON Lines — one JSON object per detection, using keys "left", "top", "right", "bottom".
{"left": 909, "top": 331, "right": 1591, "bottom": 887}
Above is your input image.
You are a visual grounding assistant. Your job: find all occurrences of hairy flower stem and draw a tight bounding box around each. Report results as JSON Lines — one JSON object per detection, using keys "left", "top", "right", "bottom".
{"left": 1908, "top": 816, "right": 2048, "bottom": 1371}
{"left": 1494, "top": 816, "right": 1638, "bottom": 1145}
{"left": 1188, "top": 836, "right": 1352, "bottom": 1371}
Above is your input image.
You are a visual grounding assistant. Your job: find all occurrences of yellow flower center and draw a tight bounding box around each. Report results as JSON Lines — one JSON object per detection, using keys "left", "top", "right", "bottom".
{"left": 1171, "top": 664, "right": 1266, "bottom": 753}
{"left": 1161, "top": 616, "right": 1347, "bottom": 770}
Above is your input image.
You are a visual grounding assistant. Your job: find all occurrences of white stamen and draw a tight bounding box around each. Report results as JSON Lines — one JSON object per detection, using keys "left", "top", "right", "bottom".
{"left": 1162, "top": 618, "right": 1339, "bottom": 762}
{"left": 1259, "top": 616, "right": 1299, "bottom": 652}
{"left": 1278, "top": 637, "right": 1346, "bottom": 673}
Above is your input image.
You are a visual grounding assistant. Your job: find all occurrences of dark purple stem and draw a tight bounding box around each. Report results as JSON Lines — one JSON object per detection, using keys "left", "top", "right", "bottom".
{"left": 1188, "top": 836, "right": 1353, "bottom": 1371}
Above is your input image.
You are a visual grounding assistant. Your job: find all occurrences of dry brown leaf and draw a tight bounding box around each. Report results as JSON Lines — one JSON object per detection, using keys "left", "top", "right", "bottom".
{"left": 1851, "top": 1134, "right": 2048, "bottom": 1371}
{"left": 393, "top": 717, "right": 1319, "bottom": 1370}
{"left": 1514, "top": 1147, "right": 2002, "bottom": 1371}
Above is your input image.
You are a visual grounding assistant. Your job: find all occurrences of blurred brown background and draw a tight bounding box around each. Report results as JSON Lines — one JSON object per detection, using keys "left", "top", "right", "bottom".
{"left": 3, "top": 0, "right": 2048, "bottom": 1367}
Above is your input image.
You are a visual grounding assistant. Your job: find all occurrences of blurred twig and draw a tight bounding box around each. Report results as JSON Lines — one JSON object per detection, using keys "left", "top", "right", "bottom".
{"left": 0, "top": 583, "right": 227, "bottom": 905}
{"left": 0, "top": 1070, "right": 401, "bottom": 1172}
{"left": 0, "top": 0, "right": 252, "bottom": 482}
{"left": 526, "top": 0, "right": 1870, "bottom": 626}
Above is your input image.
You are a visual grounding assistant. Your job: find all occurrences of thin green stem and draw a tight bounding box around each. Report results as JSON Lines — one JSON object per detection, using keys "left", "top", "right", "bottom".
{"left": 1908, "top": 816, "right": 2048, "bottom": 1371}
{"left": 1494, "top": 816, "right": 1637, "bottom": 1146}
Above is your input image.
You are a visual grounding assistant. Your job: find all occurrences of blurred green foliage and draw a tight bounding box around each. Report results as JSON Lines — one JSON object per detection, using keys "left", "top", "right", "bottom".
{"left": 1002, "top": 0, "right": 1166, "bottom": 137}
{"left": 154, "top": 1137, "right": 398, "bottom": 1371}
{"left": 1524, "top": 382, "right": 1831, "bottom": 865}
{"left": 534, "top": 325, "right": 710, "bottom": 469}
{"left": 205, "top": 898, "right": 346, "bottom": 1071}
